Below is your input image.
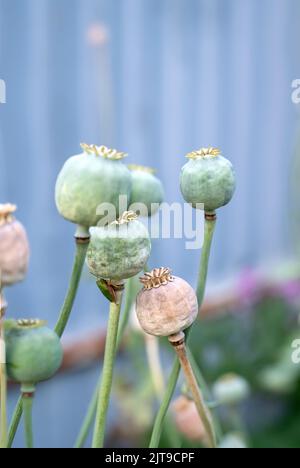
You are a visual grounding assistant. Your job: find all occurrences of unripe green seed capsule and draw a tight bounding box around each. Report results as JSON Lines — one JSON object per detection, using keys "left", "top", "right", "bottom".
{"left": 87, "top": 212, "right": 151, "bottom": 281}
{"left": 4, "top": 320, "right": 63, "bottom": 385}
{"left": 213, "top": 373, "right": 250, "bottom": 405}
{"left": 128, "top": 165, "right": 164, "bottom": 217}
{"left": 180, "top": 147, "right": 236, "bottom": 212}
{"left": 0, "top": 204, "right": 30, "bottom": 287}
{"left": 55, "top": 144, "right": 132, "bottom": 228}
{"left": 136, "top": 268, "right": 198, "bottom": 337}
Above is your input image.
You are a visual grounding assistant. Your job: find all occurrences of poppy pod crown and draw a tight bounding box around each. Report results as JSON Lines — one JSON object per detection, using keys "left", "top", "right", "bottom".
{"left": 180, "top": 147, "right": 236, "bottom": 212}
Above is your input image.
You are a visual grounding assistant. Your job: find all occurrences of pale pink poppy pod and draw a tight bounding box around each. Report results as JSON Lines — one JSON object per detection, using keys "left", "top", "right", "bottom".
{"left": 0, "top": 204, "right": 30, "bottom": 287}
{"left": 136, "top": 268, "right": 198, "bottom": 337}
{"left": 173, "top": 395, "right": 208, "bottom": 443}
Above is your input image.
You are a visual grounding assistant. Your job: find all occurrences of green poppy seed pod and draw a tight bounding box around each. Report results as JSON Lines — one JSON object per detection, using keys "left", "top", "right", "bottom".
{"left": 55, "top": 144, "right": 132, "bottom": 228}
{"left": 0, "top": 204, "right": 30, "bottom": 287}
{"left": 87, "top": 211, "right": 151, "bottom": 281}
{"left": 5, "top": 319, "right": 63, "bottom": 385}
{"left": 213, "top": 374, "right": 250, "bottom": 406}
{"left": 180, "top": 147, "right": 236, "bottom": 212}
{"left": 219, "top": 433, "right": 247, "bottom": 449}
{"left": 128, "top": 165, "right": 164, "bottom": 217}
{"left": 136, "top": 268, "right": 198, "bottom": 337}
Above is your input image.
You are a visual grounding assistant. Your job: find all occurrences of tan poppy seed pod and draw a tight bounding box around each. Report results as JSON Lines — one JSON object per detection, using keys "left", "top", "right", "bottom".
{"left": 136, "top": 268, "right": 198, "bottom": 337}
{"left": 173, "top": 396, "right": 208, "bottom": 444}
{"left": 0, "top": 204, "right": 30, "bottom": 287}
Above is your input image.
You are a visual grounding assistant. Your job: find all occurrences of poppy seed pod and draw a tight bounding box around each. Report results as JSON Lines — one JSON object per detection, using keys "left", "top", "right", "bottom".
{"left": 55, "top": 144, "right": 132, "bottom": 228}
{"left": 0, "top": 204, "right": 30, "bottom": 287}
{"left": 213, "top": 374, "right": 250, "bottom": 406}
{"left": 180, "top": 147, "right": 236, "bottom": 212}
{"left": 136, "top": 268, "right": 198, "bottom": 337}
{"left": 87, "top": 212, "right": 151, "bottom": 282}
{"left": 5, "top": 319, "right": 63, "bottom": 385}
{"left": 173, "top": 396, "right": 208, "bottom": 443}
{"left": 128, "top": 165, "right": 164, "bottom": 217}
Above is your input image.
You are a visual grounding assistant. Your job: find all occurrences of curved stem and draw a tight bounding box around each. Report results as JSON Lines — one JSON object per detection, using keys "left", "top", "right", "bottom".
{"left": 169, "top": 333, "right": 216, "bottom": 448}
{"left": 22, "top": 393, "right": 34, "bottom": 449}
{"left": 75, "top": 277, "right": 136, "bottom": 448}
{"left": 7, "top": 396, "right": 23, "bottom": 448}
{"left": 149, "top": 213, "right": 216, "bottom": 448}
{"left": 8, "top": 230, "right": 90, "bottom": 448}
{"left": 55, "top": 236, "right": 90, "bottom": 338}
{"left": 92, "top": 294, "right": 123, "bottom": 448}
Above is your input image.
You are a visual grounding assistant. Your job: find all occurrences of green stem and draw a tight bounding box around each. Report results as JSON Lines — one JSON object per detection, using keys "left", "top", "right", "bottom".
{"left": 0, "top": 363, "right": 7, "bottom": 448}
{"left": 0, "top": 324, "right": 7, "bottom": 448}
{"left": 92, "top": 295, "right": 123, "bottom": 448}
{"left": 75, "top": 277, "right": 136, "bottom": 448}
{"left": 145, "top": 334, "right": 165, "bottom": 401}
{"left": 196, "top": 213, "right": 216, "bottom": 305}
{"left": 74, "top": 385, "right": 99, "bottom": 449}
{"left": 55, "top": 236, "right": 90, "bottom": 338}
{"left": 22, "top": 394, "right": 34, "bottom": 449}
{"left": 7, "top": 396, "right": 23, "bottom": 449}
{"left": 8, "top": 229, "right": 90, "bottom": 448}
{"left": 0, "top": 292, "right": 7, "bottom": 448}
{"left": 149, "top": 213, "right": 216, "bottom": 448}
{"left": 149, "top": 362, "right": 181, "bottom": 448}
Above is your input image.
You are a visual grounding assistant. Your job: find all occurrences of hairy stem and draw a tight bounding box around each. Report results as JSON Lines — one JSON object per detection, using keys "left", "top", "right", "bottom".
{"left": 149, "top": 213, "right": 216, "bottom": 448}
{"left": 92, "top": 294, "right": 123, "bottom": 448}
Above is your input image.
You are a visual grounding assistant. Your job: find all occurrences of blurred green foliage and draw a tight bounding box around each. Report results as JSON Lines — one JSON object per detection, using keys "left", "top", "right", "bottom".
{"left": 113, "top": 296, "right": 300, "bottom": 448}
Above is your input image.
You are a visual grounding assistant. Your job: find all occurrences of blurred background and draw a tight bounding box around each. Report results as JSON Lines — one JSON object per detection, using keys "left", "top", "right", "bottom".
{"left": 0, "top": 0, "right": 300, "bottom": 448}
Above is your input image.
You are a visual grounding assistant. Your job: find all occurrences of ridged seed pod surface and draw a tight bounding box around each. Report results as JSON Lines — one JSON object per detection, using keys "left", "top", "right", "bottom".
{"left": 136, "top": 276, "right": 198, "bottom": 337}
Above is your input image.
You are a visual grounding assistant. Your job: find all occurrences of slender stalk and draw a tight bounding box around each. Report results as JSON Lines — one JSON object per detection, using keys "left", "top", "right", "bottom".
{"left": 7, "top": 396, "right": 23, "bottom": 448}
{"left": 75, "top": 385, "right": 99, "bottom": 449}
{"left": 8, "top": 228, "right": 90, "bottom": 448}
{"left": 92, "top": 294, "right": 123, "bottom": 448}
{"left": 188, "top": 348, "right": 223, "bottom": 442}
{"left": 149, "top": 213, "right": 216, "bottom": 448}
{"left": 55, "top": 235, "right": 90, "bottom": 338}
{"left": 145, "top": 334, "right": 165, "bottom": 401}
{"left": 0, "top": 361, "right": 7, "bottom": 448}
{"left": 196, "top": 213, "right": 216, "bottom": 305}
{"left": 0, "top": 292, "right": 7, "bottom": 448}
{"left": 75, "top": 277, "right": 135, "bottom": 448}
{"left": 22, "top": 393, "right": 34, "bottom": 449}
{"left": 149, "top": 363, "right": 181, "bottom": 448}
{"left": 169, "top": 333, "right": 216, "bottom": 448}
